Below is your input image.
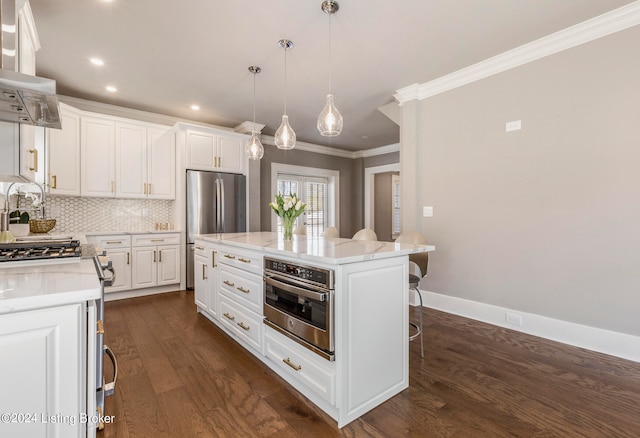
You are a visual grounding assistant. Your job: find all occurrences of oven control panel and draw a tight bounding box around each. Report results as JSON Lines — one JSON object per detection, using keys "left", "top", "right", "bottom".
{"left": 264, "top": 257, "right": 333, "bottom": 289}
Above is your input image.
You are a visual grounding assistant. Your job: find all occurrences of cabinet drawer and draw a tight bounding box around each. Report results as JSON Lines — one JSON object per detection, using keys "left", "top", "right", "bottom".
{"left": 219, "top": 264, "right": 262, "bottom": 314}
{"left": 264, "top": 327, "right": 336, "bottom": 406}
{"left": 132, "top": 233, "right": 180, "bottom": 246}
{"left": 218, "top": 247, "right": 262, "bottom": 275}
{"left": 219, "top": 295, "right": 263, "bottom": 353}
{"left": 93, "top": 234, "right": 131, "bottom": 249}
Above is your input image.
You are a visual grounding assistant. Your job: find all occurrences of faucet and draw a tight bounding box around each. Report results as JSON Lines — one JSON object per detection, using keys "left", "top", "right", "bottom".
{"left": 1, "top": 182, "right": 46, "bottom": 227}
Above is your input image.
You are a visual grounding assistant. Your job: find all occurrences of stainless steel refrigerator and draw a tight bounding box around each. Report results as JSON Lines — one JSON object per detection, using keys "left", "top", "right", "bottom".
{"left": 186, "top": 169, "right": 246, "bottom": 289}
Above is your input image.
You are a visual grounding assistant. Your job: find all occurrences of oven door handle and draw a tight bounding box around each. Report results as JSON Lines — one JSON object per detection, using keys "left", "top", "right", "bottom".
{"left": 265, "top": 276, "right": 327, "bottom": 302}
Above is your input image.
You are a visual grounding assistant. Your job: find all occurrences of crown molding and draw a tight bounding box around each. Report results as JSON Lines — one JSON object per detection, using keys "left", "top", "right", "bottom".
{"left": 354, "top": 143, "right": 400, "bottom": 159}
{"left": 395, "top": 1, "right": 640, "bottom": 104}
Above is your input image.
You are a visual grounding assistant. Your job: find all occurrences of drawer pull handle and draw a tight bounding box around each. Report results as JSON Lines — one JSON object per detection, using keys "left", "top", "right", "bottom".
{"left": 236, "top": 286, "right": 250, "bottom": 294}
{"left": 195, "top": 246, "right": 204, "bottom": 250}
{"left": 237, "top": 322, "right": 250, "bottom": 331}
{"left": 283, "top": 358, "right": 301, "bottom": 371}
{"left": 106, "top": 241, "right": 123, "bottom": 245}
{"left": 223, "top": 280, "right": 235, "bottom": 287}
{"left": 223, "top": 312, "right": 235, "bottom": 321}
{"left": 96, "top": 320, "right": 104, "bottom": 335}
{"left": 151, "top": 239, "right": 164, "bottom": 242}
{"left": 224, "top": 254, "right": 236, "bottom": 259}
{"left": 238, "top": 257, "right": 251, "bottom": 263}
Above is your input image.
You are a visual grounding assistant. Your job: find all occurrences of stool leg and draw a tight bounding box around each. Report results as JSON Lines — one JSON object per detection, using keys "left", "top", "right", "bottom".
{"left": 416, "top": 288, "right": 424, "bottom": 358}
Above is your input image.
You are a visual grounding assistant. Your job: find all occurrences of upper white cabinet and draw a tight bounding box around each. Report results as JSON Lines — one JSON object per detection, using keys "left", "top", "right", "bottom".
{"left": 48, "top": 103, "right": 81, "bottom": 196}
{"left": 80, "top": 112, "right": 175, "bottom": 199}
{"left": 81, "top": 115, "right": 116, "bottom": 197}
{"left": 185, "top": 128, "right": 244, "bottom": 174}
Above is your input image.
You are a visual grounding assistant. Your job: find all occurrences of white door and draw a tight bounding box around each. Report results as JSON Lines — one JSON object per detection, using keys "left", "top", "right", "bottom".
{"left": 48, "top": 105, "right": 81, "bottom": 196}
{"left": 105, "top": 248, "right": 131, "bottom": 293}
{"left": 157, "top": 245, "right": 180, "bottom": 285}
{"left": 116, "top": 122, "right": 147, "bottom": 198}
{"left": 132, "top": 246, "right": 157, "bottom": 289}
{"left": 148, "top": 128, "right": 175, "bottom": 199}
{"left": 81, "top": 116, "right": 116, "bottom": 197}
{"left": 0, "top": 304, "right": 85, "bottom": 438}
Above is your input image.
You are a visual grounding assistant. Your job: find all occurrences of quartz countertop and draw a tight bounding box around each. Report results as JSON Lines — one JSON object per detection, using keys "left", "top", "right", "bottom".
{"left": 196, "top": 232, "right": 435, "bottom": 265}
{"left": 0, "top": 258, "right": 101, "bottom": 314}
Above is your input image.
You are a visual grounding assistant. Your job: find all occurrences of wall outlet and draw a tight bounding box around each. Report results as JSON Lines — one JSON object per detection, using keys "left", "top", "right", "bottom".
{"left": 423, "top": 206, "right": 433, "bottom": 217}
{"left": 505, "top": 313, "right": 523, "bottom": 327}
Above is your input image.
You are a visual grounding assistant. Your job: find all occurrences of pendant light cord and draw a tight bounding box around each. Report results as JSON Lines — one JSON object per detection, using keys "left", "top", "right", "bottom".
{"left": 283, "top": 46, "right": 288, "bottom": 116}
{"left": 329, "top": 11, "right": 333, "bottom": 94}
{"left": 252, "top": 71, "right": 257, "bottom": 129}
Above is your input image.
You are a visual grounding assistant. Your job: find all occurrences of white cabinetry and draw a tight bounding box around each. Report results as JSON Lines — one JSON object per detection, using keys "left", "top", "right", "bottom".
{"left": 48, "top": 103, "right": 81, "bottom": 196}
{"left": 185, "top": 128, "right": 244, "bottom": 174}
{"left": 212, "top": 245, "right": 263, "bottom": 354}
{"left": 81, "top": 115, "right": 116, "bottom": 197}
{"left": 116, "top": 123, "right": 175, "bottom": 199}
{"left": 194, "top": 240, "right": 218, "bottom": 318}
{"left": 93, "top": 235, "right": 132, "bottom": 293}
{"left": 0, "top": 303, "right": 91, "bottom": 438}
{"left": 131, "top": 233, "right": 180, "bottom": 289}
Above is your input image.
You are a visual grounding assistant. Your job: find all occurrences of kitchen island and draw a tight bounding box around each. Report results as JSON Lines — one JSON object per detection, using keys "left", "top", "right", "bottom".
{"left": 0, "top": 258, "right": 102, "bottom": 438}
{"left": 194, "top": 232, "right": 434, "bottom": 427}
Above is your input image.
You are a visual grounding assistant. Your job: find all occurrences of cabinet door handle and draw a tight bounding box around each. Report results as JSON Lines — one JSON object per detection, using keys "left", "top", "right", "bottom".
{"left": 224, "top": 254, "right": 236, "bottom": 260}
{"left": 159, "top": 250, "right": 162, "bottom": 263}
{"left": 28, "top": 149, "right": 38, "bottom": 172}
{"left": 283, "top": 358, "right": 301, "bottom": 371}
{"left": 96, "top": 320, "right": 104, "bottom": 335}
{"left": 236, "top": 286, "right": 250, "bottom": 294}
{"left": 143, "top": 183, "right": 147, "bottom": 194}
{"left": 237, "top": 322, "right": 250, "bottom": 331}
{"left": 51, "top": 175, "right": 57, "bottom": 189}
{"left": 212, "top": 250, "right": 217, "bottom": 267}
{"left": 223, "top": 280, "right": 235, "bottom": 287}
{"left": 148, "top": 183, "right": 152, "bottom": 194}
{"left": 202, "top": 264, "right": 207, "bottom": 280}
{"left": 238, "top": 258, "right": 251, "bottom": 264}
{"left": 153, "top": 250, "right": 157, "bottom": 263}
{"left": 223, "top": 312, "right": 235, "bottom": 321}
{"left": 127, "top": 252, "right": 130, "bottom": 265}
{"left": 111, "top": 181, "right": 115, "bottom": 193}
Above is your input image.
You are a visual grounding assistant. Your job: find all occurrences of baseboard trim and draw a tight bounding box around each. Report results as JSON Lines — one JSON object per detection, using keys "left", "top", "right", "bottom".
{"left": 419, "top": 289, "right": 640, "bottom": 363}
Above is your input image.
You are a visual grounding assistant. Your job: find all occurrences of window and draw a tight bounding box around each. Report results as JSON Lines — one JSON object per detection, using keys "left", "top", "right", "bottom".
{"left": 392, "top": 174, "right": 401, "bottom": 239}
{"left": 272, "top": 164, "right": 339, "bottom": 238}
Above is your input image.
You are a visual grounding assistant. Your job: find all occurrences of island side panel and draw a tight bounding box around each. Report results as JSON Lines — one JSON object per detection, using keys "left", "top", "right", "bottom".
{"left": 335, "top": 256, "right": 409, "bottom": 427}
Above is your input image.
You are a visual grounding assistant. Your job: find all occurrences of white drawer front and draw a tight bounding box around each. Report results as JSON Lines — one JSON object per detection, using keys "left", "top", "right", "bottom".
{"left": 218, "top": 247, "right": 262, "bottom": 276}
{"left": 219, "top": 265, "right": 262, "bottom": 314}
{"left": 219, "top": 295, "right": 263, "bottom": 353}
{"left": 132, "top": 233, "right": 180, "bottom": 246}
{"left": 93, "top": 235, "right": 131, "bottom": 249}
{"left": 264, "top": 327, "right": 336, "bottom": 406}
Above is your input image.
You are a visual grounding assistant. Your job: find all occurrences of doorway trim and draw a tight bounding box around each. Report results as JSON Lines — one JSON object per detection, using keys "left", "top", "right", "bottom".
{"left": 364, "top": 163, "right": 400, "bottom": 230}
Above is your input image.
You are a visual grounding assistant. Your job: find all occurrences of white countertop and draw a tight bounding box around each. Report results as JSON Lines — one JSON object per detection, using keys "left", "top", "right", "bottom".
{"left": 0, "top": 258, "right": 101, "bottom": 314}
{"left": 197, "top": 232, "right": 435, "bottom": 265}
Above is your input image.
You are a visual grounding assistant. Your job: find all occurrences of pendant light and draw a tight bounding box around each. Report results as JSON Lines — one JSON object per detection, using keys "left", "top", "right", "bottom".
{"left": 245, "top": 66, "right": 264, "bottom": 160}
{"left": 274, "top": 39, "right": 296, "bottom": 150}
{"left": 317, "top": 1, "right": 343, "bottom": 137}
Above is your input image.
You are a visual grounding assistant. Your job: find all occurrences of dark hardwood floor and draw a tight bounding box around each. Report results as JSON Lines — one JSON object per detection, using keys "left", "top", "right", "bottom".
{"left": 99, "top": 291, "right": 640, "bottom": 437}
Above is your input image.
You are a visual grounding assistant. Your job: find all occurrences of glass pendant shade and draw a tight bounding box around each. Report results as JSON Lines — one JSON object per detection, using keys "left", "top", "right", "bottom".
{"left": 245, "top": 131, "right": 264, "bottom": 160}
{"left": 317, "top": 93, "right": 343, "bottom": 136}
{"left": 274, "top": 114, "right": 296, "bottom": 150}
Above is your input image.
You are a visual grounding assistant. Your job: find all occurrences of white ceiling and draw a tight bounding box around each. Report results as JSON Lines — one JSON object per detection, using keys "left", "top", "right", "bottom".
{"left": 29, "top": 0, "right": 633, "bottom": 152}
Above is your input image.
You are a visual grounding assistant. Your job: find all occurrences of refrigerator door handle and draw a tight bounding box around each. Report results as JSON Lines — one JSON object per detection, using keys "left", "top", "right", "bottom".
{"left": 220, "top": 178, "right": 226, "bottom": 231}
{"left": 215, "top": 178, "right": 220, "bottom": 232}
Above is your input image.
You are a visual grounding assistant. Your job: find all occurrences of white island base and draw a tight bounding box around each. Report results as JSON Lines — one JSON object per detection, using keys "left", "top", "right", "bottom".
{"left": 194, "top": 232, "right": 434, "bottom": 427}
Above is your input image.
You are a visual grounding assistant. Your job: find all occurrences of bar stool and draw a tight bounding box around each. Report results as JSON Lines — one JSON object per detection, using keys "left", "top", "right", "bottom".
{"left": 321, "top": 227, "right": 339, "bottom": 238}
{"left": 352, "top": 228, "right": 377, "bottom": 241}
{"left": 396, "top": 231, "right": 429, "bottom": 358}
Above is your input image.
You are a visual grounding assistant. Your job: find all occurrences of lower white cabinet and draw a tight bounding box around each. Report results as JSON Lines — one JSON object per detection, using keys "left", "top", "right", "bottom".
{"left": 194, "top": 241, "right": 218, "bottom": 318}
{"left": 92, "top": 235, "right": 132, "bottom": 293}
{"left": 0, "top": 303, "right": 93, "bottom": 438}
{"left": 132, "top": 241, "right": 179, "bottom": 290}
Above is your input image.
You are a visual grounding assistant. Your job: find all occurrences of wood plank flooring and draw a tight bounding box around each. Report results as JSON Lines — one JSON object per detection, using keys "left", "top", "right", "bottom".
{"left": 99, "top": 291, "right": 640, "bottom": 437}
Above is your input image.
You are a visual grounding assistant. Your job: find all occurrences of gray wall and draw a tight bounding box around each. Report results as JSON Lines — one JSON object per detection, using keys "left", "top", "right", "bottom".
{"left": 412, "top": 26, "right": 640, "bottom": 336}
{"left": 259, "top": 146, "right": 360, "bottom": 237}
{"left": 374, "top": 171, "right": 399, "bottom": 242}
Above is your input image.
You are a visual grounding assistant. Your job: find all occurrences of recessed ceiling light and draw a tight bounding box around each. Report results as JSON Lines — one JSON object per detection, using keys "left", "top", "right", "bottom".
{"left": 105, "top": 85, "right": 117, "bottom": 93}
{"left": 191, "top": 104, "right": 200, "bottom": 111}
{"left": 90, "top": 58, "right": 104, "bottom": 66}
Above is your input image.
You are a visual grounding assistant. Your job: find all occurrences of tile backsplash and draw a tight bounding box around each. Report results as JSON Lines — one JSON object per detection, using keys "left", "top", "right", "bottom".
{"left": 16, "top": 195, "right": 173, "bottom": 234}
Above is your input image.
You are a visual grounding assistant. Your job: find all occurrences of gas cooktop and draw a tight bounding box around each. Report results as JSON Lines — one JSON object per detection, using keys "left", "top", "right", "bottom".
{"left": 0, "top": 239, "right": 81, "bottom": 262}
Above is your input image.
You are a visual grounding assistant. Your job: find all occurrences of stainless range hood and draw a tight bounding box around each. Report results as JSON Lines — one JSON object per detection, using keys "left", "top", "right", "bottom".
{"left": 0, "top": 0, "right": 61, "bottom": 129}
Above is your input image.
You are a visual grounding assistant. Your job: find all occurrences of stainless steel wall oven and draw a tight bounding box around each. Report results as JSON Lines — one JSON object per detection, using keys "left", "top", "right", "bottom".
{"left": 263, "top": 257, "right": 335, "bottom": 360}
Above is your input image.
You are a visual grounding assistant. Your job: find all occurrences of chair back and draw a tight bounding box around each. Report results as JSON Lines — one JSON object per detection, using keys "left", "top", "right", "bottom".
{"left": 352, "top": 228, "right": 378, "bottom": 241}
{"left": 293, "top": 225, "right": 307, "bottom": 236}
{"left": 321, "top": 227, "right": 339, "bottom": 238}
{"left": 396, "top": 231, "right": 429, "bottom": 276}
